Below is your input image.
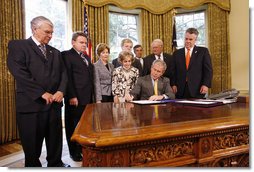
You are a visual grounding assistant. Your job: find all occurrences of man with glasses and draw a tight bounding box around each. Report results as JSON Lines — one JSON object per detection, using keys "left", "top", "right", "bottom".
{"left": 7, "top": 16, "right": 70, "bottom": 167}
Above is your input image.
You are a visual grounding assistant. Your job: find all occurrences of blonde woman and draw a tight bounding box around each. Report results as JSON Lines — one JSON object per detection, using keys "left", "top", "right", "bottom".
{"left": 112, "top": 51, "right": 139, "bottom": 103}
{"left": 94, "top": 43, "right": 114, "bottom": 103}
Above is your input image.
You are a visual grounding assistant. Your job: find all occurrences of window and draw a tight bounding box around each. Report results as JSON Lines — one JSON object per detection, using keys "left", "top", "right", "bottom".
{"left": 175, "top": 9, "right": 206, "bottom": 48}
{"left": 25, "top": 0, "right": 68, "bottom": 51}
{"left": 109, "top": 6, "right": 141, "bottom": 61}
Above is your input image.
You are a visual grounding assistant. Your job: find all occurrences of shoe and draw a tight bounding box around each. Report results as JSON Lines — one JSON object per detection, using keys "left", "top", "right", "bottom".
{"left": 70, "top": 154, "right": 83, "bottom": 162}
{"left": 55, "top": 162, "right": 71, "bottom": 167}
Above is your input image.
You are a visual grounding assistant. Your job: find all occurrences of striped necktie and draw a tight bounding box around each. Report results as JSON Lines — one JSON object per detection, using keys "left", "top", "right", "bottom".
{"left": 38, "top": 44, "right": 47, "bottom": 59}
{"left": 80, "top": 53, "right": 89, "bottom": 66}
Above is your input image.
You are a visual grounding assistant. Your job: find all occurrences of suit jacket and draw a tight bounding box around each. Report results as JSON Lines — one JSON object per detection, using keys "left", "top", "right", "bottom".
{"left": 112, "top": 66, "right": 139, "bottom": 97}
{"left": 130, "top": 75, "right": 175, "bottom": 100}
{"left": 112, "top": 58, "right": 143, "bottom": 76}
{"left": 143, "top": 53, "right": 173, "bottom": 79}
{"left": 171, "top": 46, "right": 213, "bottom": 98}
{"left": 93, "top": 59, "right": 114, "bottom": 101}
{"left": 7, "top": 37, "right": 68, "bottom": 112}
{"left": 62, "top": 48, "right": 94, "bottom": 105}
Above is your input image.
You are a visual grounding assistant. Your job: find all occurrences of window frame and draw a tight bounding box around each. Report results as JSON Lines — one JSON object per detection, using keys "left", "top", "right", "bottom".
{"left": 174, "top": 5, "right": 208, "bottom": 49}
{"left": 24, "top": 0, "right": 70, "bottom": 51}
{"left": 108, "top": 5, "right": 141, "bottom": 60}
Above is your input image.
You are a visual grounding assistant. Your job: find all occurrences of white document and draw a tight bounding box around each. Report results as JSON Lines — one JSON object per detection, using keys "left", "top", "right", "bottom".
{"left": 175, "top": 100, "right": 217, "bottom": 105}
{"left": 131, "top": 100, "right": 165, "bottom": 105}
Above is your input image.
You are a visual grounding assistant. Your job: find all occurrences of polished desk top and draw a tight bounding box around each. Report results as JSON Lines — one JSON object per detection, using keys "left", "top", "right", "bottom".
{"left": 72, "top": 102, "right": 249, "bottom": 147}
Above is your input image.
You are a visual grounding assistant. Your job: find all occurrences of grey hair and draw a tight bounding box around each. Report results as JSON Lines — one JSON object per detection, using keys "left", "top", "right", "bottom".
{"left": 152, "top": 59, "right": 167, "bottom": 71}
{"left": 151, "top": 39, "right": 163, "bottom": 47}
{"left": 30, "top": 16, "right": 53, "bottom": 32}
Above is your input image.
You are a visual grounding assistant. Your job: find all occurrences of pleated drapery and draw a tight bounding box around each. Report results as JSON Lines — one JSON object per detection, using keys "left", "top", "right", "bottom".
{"left": 0, "top": 0, "right": 24, "bottom": 144}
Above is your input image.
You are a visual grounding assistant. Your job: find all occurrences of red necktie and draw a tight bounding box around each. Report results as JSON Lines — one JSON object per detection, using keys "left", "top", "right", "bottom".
{"left": 186, "top": 49, "right": 190, "bottom": 69}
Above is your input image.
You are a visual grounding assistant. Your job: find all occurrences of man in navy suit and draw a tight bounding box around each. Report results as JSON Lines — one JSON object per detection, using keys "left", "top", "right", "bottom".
{"left": 61, "top": 32, "right": 94, "bottom": 162}
{"left": 171, "top": 28, "right": 213, "bottom": 99}
{"left": 7, "top": 16, "right": 69, "bottom": 167}
{"left": 143, "top": 39, "right": 173, "bottom": 79}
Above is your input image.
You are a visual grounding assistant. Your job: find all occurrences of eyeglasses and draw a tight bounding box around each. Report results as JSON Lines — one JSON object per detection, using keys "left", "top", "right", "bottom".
{"left": 37, "top": 28, "right": 53, "bottom": 35}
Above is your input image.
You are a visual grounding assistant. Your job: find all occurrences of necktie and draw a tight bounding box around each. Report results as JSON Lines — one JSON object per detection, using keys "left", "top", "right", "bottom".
{"left": 80, "top": 53, "right": 89, "bottom": 66}
{"left": 186, "top": 49, "right": 190, "bottom": 69}
{"left": 154, "top": 79, "right": 158, "bottom": 95}
{"left": 157, "top": 55, "right": 161, "bottom": 60}
{"left": 38, "top": 44, "right": 47, "bottom": 59}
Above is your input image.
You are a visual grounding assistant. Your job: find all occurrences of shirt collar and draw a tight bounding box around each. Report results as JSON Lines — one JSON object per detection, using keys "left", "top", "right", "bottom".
{"left": 185, "top": 47, "right": 194, "bottom": 53}
{"left": 31, "top": 36, "right": 41, "bottom": 46}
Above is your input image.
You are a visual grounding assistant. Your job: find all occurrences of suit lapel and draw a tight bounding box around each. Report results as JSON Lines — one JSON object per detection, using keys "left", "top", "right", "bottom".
{"left": 146, "top": 76, "right": 155, "bottom": 95}
{"left": 157, "top": 77, "right": 163, "bottom": 95}
{"left": 71, "top": 48, "right": 89, "bottom": 67}
{"left": 179, "top": 48, "right": 186, "bottom": 71}
{"left": 189, "top": 46, "right": 198, "bottom": 69}
{"left": 98, "top": 59, "right": 111, "bottom": 74}
{"left": 28, "top": 38, "right": 48, "bottom": 62}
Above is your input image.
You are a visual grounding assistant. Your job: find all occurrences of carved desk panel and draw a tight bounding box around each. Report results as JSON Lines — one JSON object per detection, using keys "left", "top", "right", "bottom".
{"left": 72, "top": 102, "right": 249, "bottom": 167}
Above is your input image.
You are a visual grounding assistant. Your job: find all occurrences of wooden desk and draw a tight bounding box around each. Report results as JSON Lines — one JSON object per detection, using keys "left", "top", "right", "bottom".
{"left": 72, "top": 102, "right": 249, "bottom": 167}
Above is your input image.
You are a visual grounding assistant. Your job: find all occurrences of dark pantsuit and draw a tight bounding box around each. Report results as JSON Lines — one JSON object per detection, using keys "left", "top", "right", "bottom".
{"left": 17, "top": 107, "right": 62, "bottom": 167}
{"left": 7, "top": 38, "right": 68, "bottom": 167}
{"left": 64, "top": 104, "right": 86, "bottom": 156}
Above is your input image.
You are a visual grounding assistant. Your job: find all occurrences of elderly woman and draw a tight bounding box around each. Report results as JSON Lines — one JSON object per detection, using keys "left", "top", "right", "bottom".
{"left": 94, "top": 43, "right": 114, "bottom": 103}
{"left": 112, "top": 51, "right": 139, "bottom": 103}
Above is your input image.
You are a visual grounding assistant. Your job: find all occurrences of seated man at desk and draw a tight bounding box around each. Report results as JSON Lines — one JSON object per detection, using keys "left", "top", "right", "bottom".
{"left": 126, "top": 59, "right": 175, "bottom": 101}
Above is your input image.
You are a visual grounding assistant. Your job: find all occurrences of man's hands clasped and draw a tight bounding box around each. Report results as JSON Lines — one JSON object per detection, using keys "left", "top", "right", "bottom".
{"left": 42, "top": 91, "right": 64, "bottom": 104}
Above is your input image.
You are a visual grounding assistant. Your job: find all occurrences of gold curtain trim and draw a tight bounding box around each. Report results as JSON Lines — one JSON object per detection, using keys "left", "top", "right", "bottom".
{"left": 85, "top": 0, "right": 230, "bottom": 14}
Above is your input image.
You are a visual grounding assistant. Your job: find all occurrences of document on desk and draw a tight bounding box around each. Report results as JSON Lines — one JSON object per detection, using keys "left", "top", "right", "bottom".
{"left": 131, "top": 99, "right": 174, "bottom": 105}
{"left": 174, "top": 100, "right": 223, "bottom": 107}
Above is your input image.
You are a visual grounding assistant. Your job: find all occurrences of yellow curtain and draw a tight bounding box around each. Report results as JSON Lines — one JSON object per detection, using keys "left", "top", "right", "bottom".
{"left": 141, "top": 9, "right": 174, "bottom": 56}
{"left": 87, "top": 5, "right": 109, "bottom": 62}
{"left": 72, "top": 0, "right": 84, "bottom": 32}
{"left": 86, "top": 0, "right": 230, "bottom": 14}
{"left": 207, "top": 3, "right": 231, "bottom": 93}
{"left": 0, "top": 0, "right": 24, "bottom": 144}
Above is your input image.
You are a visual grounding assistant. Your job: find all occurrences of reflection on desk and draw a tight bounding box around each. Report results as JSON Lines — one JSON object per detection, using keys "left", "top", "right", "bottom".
{"left": 72, "top": 102, "right": 249, "bottom": 167}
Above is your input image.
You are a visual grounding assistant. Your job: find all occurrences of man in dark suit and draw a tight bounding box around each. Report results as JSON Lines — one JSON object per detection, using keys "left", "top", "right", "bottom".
{"left": 171, "top": 28, "right": 213, "bottom": 99}
{"left": 133, "top": 44, "right": 144, "bottom": 76}
{"left": 127, "top": 59, "right": 175, "bottom": 101}
{"left": 112, "top": 38, "right": 142, "bottom": 74}
{"left": 7, "top": 16, "right": 69, "bottom": 167}
{"left": 143, "top": 39, "right": 173, "bottom": 79}
{"left": 61, "top": 32, "right": 94, "bottom": 162}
